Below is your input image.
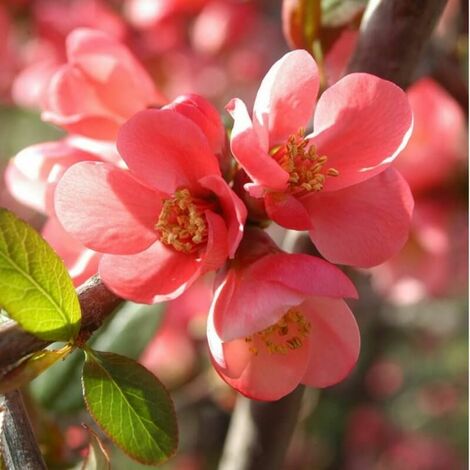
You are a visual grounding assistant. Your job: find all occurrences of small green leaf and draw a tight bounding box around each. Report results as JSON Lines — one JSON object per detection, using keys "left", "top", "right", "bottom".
{"left": 0, "top": 344, "right": 73, "bottom": 394}
{"left": 82, "top": 349, "right": 178, "bottom": 466}
{"left": 31, "top": 302, "right": 164, "bottom": 413}
{"left": 0, "top": 209, "right": 81, "bottom": 341}
{"left": 82, "top": 426, "right": 111, "bottom": 470}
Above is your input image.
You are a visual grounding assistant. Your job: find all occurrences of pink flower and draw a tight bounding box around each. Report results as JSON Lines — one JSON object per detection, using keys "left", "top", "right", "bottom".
{"left": 4, "top": 137, "right": 119, "bottom": 285}
{"left": 5, "top": 137, "right": 117, "bottom": 215}
{"left": 394, "top": 78, "right": 466, "bottom": 194}
{"left": 207, "top": 229, "right": 359, "bottom": 401}
{"left": 42, "top": 28, "right": 166, "bottom": 140}
{"left": 227, "top": 49, "right": 414, "bottom": 267}
{"left": 55, "top": 107, "right": 247, "bottom": 303}
{"left": 370, "top": 198, "right": 468, "bottom": 303}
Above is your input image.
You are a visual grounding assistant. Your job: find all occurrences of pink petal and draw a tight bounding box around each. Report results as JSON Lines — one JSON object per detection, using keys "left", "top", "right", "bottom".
{"left": 301, "top": 297, "right": 360, "bottom": 388}
{"left": 100, "top": 241, "right": 201, "bottom": 304}
{"left": 305, "top": 168, "right": 414, "bottom": 267}
{"left": 249, "top": 253, "right": 358, "bottom": 299}
{"left": 395, "top": 78, "right": 466, "bottom": 193}
{"left": 207, "top": 307, "right": 310, "bottom": 401}
{"left": 253, "top": 49, "right": 320, "bottom": 146}
{"left": 43, "top": 66, "right": 121, "bottom": 140}
{"left": 311, "top": 73, "right": 413, "bottom": 191}
{"left": 42, "top": 217, "right": 100, "bottom": 287}
{"left": 212, "top": 268, "right": 308, "bottom": 342}
{"left": 7, "top": 139, "right": 102, "bottom": 216}
{"left": 264, "top": 191, "right": 312, "bottom": 230}
{"left": 117, "top": 109, "right": 220, "bottom": 194}
{"left": 226, "top": 98, "right": 289, "bottom": 191}
{"left": 67, "top": 28, "right": 165, "bottom": 109}
{"left": 5, "top": 160, "right": 48, "bottom": 214}
{"left": 166, "top": 94, "right": 225, "bottom": 155}
{"left": 199, "top": 210, "right": 229, "bottom": 274}
{"left": 199, "top": 174, "right": 246, "bottom": 257}
{"left": 55, "top": 162, "right": 161, "bottom": 254}
{"left": 214, "top": 251, "right": 357, "bottom": 342}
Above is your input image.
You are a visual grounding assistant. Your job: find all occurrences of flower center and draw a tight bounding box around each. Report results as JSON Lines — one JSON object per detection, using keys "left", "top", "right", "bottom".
{"left": 272, "top": 129, "right": 339, "bottom": 196}
{"left": 245, "top": 308, "right": 311, "bottom": 356}
{"left": 156, "top": 188, "right": 211, "bottom": 254}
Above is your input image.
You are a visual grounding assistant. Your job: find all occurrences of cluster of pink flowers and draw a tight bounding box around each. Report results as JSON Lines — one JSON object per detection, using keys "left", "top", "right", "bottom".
{"left": 5, "top": 28, "right": 415, "bottom": 401}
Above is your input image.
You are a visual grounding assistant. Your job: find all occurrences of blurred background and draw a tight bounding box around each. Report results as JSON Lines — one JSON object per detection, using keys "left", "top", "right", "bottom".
{"left": 0, "top": 0, "right": 467, "bottom": 469}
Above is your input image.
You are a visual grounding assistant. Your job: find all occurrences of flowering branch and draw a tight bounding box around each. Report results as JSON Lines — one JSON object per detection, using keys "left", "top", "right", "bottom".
{"left": 0, "top": 275, "right": 122, "bottom": 372}
{"left": 217, "top": 0, "right": 448, "bottom": 468}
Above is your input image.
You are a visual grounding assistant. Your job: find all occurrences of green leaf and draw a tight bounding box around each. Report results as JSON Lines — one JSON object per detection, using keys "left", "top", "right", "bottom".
{"left": 0, "top": 209, "right": 81, "bottom": 341}
{"left": 0, "top": 344, "right": 72, "bottom": 394}
{"left": 31, "top": 302, "right": 164, "bottom": 413}
{"left": 82, "top": 426, "right": 111, "bottom": 470}
{"left": 82, "top": 349, "right": 178, "bottom": 466}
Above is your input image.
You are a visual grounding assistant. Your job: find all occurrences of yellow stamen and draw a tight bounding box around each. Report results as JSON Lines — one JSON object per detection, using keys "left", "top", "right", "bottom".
{"left": 244, "top": 308, "right": 311, "bottom": 356}
{"left": 272, "top": 129, "right": 339, "bottom": 196}
{"left": 156, "top": 188, "right": 211, "bottom": 253}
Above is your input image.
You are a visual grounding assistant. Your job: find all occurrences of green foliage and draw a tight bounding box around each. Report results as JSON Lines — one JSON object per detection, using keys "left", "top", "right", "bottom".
{"left": 31, "top": 301, "right": 164, "bottom": 413}
{"left": 82, "top": 349, "right": 178, "bottom": 466}
{"left": 0, "top": 209, "right": 81, "bottom": 341}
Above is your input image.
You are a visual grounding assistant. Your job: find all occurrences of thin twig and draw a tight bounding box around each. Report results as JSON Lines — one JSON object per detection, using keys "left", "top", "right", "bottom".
{"left": 0, "top": 390, "right": 47, "bottom": 470}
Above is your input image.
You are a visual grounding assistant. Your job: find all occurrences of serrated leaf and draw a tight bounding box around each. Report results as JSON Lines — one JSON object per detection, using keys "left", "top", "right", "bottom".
{"left": 82, "top": 426, "right": 111, "bottom": 470}
{"left": 82, "top": 349, "right": 178, "bottom": 466}
{"left": 0, "top": 209, "right": 81, "bottom": 341}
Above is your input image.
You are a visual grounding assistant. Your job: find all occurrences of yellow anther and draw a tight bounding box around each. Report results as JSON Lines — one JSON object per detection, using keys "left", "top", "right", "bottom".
{"left": 244, "top": 308, "right": 311, "bottom": 356}
{"left": 156, "top": 188, "right": 211, "bottom": 253}
{"left": 272, "top": 129, "right": 339, "bottom": 195}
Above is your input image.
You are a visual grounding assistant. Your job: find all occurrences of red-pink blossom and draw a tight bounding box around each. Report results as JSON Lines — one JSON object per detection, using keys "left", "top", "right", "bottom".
{"left": 370, "top": 198, "right": 468, "bottom": 303}
{"left": 4, "top": 137, "right": 114, "bottom": 215}
{"left": 207, "top": 229, "right": 359, "bottom": 401}
{"left": 395, "top": 77, "right": 467, "bottom": 194}
{"left": 42, "top": 28, "right": 166, "bottom": 140}
{"left": 55, "top": 107, "right": 246, "bottom": 303}
{"left": 227, "top": 49, "right": 414, "bottom": 267}
{"left": 4, "top": 137, "right": 119, "bottom": 285}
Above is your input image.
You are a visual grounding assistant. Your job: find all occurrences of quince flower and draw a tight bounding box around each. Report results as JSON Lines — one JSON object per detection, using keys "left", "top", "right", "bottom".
{"left": 227, "top": 50, "right": 414, "bottom": 267}
{"left": 42, "top": 28, "right": 166, "bottom": 140}
{"left": 208, "top": 229, "right": 360, "bottom": 401}
{"left": 55, "top": 107, "right": 246, "bottom": 303}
